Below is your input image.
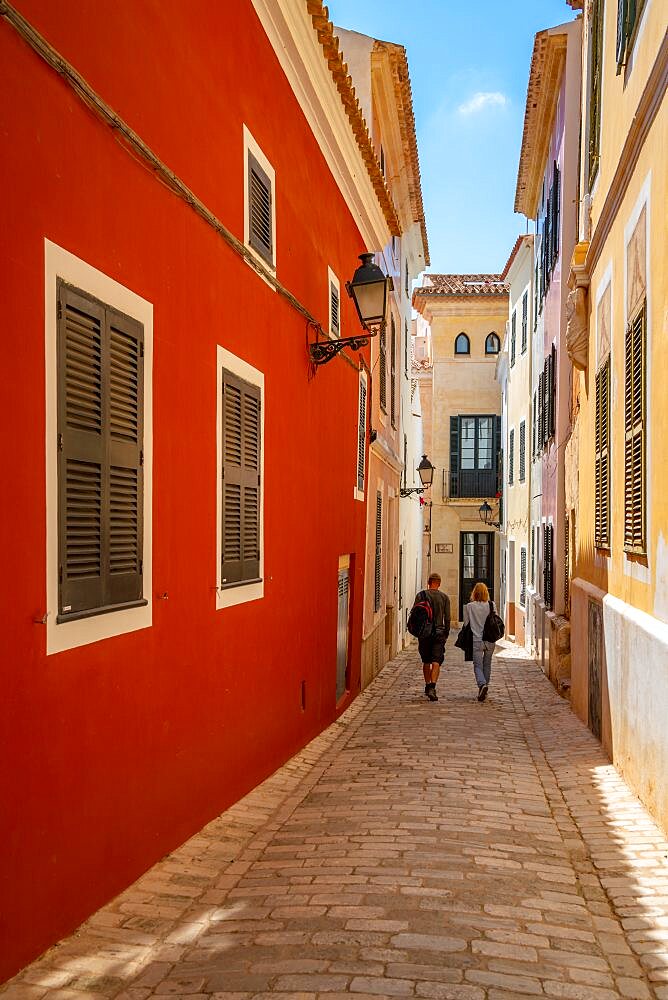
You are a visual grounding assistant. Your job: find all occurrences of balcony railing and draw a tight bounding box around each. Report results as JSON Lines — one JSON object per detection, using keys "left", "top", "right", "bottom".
{"left": 449, "top": 468, "right": 497, "bottom": 499}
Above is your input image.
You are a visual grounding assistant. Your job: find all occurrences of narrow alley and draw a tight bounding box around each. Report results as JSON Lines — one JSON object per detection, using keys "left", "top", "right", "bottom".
{"left": 6, "top": 643, "right": 668, "bottom": 1000}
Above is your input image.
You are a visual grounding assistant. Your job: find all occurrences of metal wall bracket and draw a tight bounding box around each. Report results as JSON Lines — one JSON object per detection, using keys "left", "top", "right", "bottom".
{"left": 309, "top": 333, "right": 371, "bottom": 366}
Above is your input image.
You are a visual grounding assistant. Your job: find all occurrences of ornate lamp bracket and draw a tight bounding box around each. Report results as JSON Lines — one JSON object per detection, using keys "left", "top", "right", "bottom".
{"left": 399, "top": 486, "right": 425, "bottom": 498}
{"left": 308, "top": 322, "right": 381, "bottom": 367}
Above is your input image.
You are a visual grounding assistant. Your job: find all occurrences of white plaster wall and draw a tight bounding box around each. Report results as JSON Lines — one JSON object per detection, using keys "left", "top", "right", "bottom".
{"left": 604, "top": 594, "right": 668, "bottom": 833}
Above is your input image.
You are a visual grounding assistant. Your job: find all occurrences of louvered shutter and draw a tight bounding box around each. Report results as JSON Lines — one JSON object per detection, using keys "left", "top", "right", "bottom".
{"left": 58, "top": 284, "right": 105, "bottom": 617}
{"left": 509, "top": 429, "right": 514, "bottom": 486}
{"left": 542, "top": 360, "right": 550, "bottom": 445}
{"left": 357, "top": 374, "right": 367, "bottom": 492}
{"left": 510, "top": 311, "right": 516, "bottom": 367}
{"left": 379, "top": 323, "right": 387, "bottom": 412}
{"left": 57, "top": 282, "right": 144, "bottom": 620}
{"left": 590, "top": 0, "right": 603, "bottom": 182}
{"left": 616, "top": 0, "right": 628, "bottom": 71}
{"left": 521, "top": 292, "right": 528, "bottom": 353}
{"left": 531, "top": 528, "right": 535, "bottom": 586}
{"left": 544, "top": 523, "right": 553, "bottom": 610}
{"left": 548, "top": 345, "right": 556, "bottom": 439}
{"left": 624, "top": 305, "right": 645, "bottom": 552}
{"left": 545, "top": 197, "right": 552, "bottom": 281}
{"left": 248, "top": 152, "right": 273, "bottom": 265}
{"left": 330, "top": 283, "right": 340, "bottom": 337}
{"left": 551, "top": 163, "right": 560, "bottom": 265}
{"left": 450, "top": 416, "right": 460, "bottom": 497}
{"left": 221, "top": 371, "right": 261, "bottom": 586}
{"left": 595, "top": 358, "right": 610, "bottom": 548}
{"left": 404, "top": 320, "right": 409, "bottom": 376}
{"left": 519, "top": 421, "right": 526, "bottom": 482}
{"left": 538, "top": 373, "right": 544, "bottom": 448}
{"left": 374, "top": 492, "right": 382, "bottom": 612}
{"left": 532, "top": 391, "right": 537, "bottom": 457}
{"left": 107, "top": 306, "right": 145, "bottom": 608}
{"left": 390, "top": 315, "right": 397, "bottom": 427}
{"left": 494, "top": 416, "right": 502, "bottom": 485}
{"left": 520, "top": 547, "right": 527, "bottom": 606}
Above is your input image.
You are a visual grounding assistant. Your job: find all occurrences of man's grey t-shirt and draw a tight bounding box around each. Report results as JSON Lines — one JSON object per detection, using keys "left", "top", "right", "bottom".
{"left": 426, "top": 589, "right": 450, "bottom": 630}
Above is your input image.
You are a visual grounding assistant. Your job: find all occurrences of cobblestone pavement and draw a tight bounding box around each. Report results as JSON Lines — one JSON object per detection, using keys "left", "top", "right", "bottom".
{"left": 4, "top": 640, "right": 668, "bottom": 1000}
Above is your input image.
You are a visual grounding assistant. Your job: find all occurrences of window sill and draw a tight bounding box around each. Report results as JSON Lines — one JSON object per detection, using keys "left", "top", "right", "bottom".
{"left": 57, "top": 598, "right": 148, "bottom": 625}
{"left": 216, "top": 577, "right": 264, "bottom": 611}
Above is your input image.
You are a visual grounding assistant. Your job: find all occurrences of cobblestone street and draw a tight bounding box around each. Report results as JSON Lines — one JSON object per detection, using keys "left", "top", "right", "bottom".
{"left": 5, "top": 641, "right": 668, "bottom": 1000}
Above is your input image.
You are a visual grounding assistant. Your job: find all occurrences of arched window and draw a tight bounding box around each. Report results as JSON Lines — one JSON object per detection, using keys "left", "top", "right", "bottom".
{"left": 486, "top": 332, "right": 501, "bottom": 354}
{"left": 455, "top": 332, "right": 470, "bottom": 355}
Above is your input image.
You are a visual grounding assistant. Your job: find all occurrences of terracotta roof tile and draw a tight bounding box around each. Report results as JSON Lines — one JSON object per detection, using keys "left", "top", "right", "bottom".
{"left": 414, "top": 274, "right": 509, "bottom": 299}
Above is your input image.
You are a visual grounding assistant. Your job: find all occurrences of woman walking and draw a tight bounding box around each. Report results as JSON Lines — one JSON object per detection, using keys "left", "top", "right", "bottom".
{"left": 462, "top": 582, "right": 497, "bottom": 702}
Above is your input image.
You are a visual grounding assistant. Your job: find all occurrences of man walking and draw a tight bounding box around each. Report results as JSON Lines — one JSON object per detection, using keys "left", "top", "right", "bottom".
{"left": 414, "top": 573, "right": 450, "bottom": 701}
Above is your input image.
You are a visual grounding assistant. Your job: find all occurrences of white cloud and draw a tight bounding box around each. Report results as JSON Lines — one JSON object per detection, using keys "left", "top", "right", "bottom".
{"left": 457, "top": 91, "right": 509, "bottom": 115}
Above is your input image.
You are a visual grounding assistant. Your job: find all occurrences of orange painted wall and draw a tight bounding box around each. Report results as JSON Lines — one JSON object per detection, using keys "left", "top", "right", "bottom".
{"left": 0, "top": 1, "right": 371, "bottom": 980}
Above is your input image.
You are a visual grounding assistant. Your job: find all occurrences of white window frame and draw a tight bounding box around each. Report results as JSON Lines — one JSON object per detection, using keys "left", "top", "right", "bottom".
{"left": 44, "top": 240, "right": 153, "bottom": 655}
{"left": 328, "top": 266, "right": 341, "bottom": 339}
{"left": 216, "top": 346, "right": 265, "bottom": 610}
{"left": 354, "top": 367, "right": 368, "bottom": 502}
{"left": 243, "top": 124, "right": 276, "bottom": 274}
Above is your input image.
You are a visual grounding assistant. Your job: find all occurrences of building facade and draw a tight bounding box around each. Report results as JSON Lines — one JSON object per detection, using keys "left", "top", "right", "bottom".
{"left": 565, "top": 0, "right": 668, "bottom": 831}
{"left": 335, "top": 28, "right": 429, "bottom": 684}
{"left": 413, "top": 276, "right": 507, "bottom": 619}
{"left": 0, "top": 0, "right": 404, "bottom": 980}
{"left": 515, "top": 17, "right": 582, "bottom": 687}
{"left": 497, "top": 236, "right": 534, "bottom": 648}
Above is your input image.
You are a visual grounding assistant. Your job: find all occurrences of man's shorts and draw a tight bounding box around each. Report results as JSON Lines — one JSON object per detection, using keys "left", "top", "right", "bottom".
{"left": 418, "top": 630, "right": 447, "bottom": 665}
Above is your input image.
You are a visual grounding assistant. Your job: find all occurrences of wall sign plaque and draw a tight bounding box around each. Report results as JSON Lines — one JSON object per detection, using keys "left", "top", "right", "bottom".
{"left": 435, "top": 543, "right": 453, "bottom": 554}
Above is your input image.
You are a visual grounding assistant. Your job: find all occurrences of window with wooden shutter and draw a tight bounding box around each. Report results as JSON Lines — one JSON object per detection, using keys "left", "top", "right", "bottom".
{"left": 616, "top": 0, "right": 645, "bottom": 73}
{"left": 551, "top": 162, "right": 560, "bottom": 267}
{"left": 510, "top": 311, "right": 516, "bottom": 367}
{"left": 330, "top": 282, "right": 340, "bottom": 337}
{"left": 221, "top": 369, "right": 261, "bottom": 587}
{"left": 564, "top": 512, "right": 571, "bottom": 615}
{"left": 521, "top": 291, "right": 528, "bottom": 354}
{"left": 390, "top": 314, "right": 397, "bottom": 428}
{"left": 548, "top": 345, "right": 556, "bottom": 439}
{"left": 247, "top": 151, "right": 273, "bottom": 266}
{"left": 374, "top": 492, "right": 382, "bottom": 613}
{"left": 543, "top": 522, "right": 554, "bottom": 610}
{"left": 57, "top": 281, "right": 145, "bottom": 621}
{"left": 520, "top": 547, "right": 527, "bottom": 606}
{"left": 356, "top": 371, "right": 367, "bottom": 494}
{"left": 624, "top": 302, "right": 646, "bottom": 554}
{"left": 531, "top": 528, "right": 535, "bottom": 586}
{"left": 589, "top": 0, "right": 604, "bottom": 186}
{"left": 404, "top": 320, "right": 409, "bottom": 376}
{"left": 508, "top": 428, "right": 514, "bottom": 486}
{"left": 519, "top": 420, "right": 526, "bottom": 483}
{"left": 538, "top": 372, "right": 545, "bottom": 449}
{"left": 450, "top": 416, "right": 460, "bottom": 498}
{"left": 379, "top": 322, "right": 387, "bottom": 412}
{"left": 532, "top": 391, "right": 537, "bottom": 458}
{"left": 595, "top": 357, "right": 611, "bottom": 549}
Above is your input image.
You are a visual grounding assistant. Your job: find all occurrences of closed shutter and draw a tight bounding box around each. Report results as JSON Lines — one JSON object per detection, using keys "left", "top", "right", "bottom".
{"left": 544, "top": 203, "right": 551, "bottom": 289}
{"left": 357, "top": 374, "right": 367, "bottom": 492}
{"left": 398, "top": 544, "right": 403, "bottom": 610}
{"left": 248, "top": 152, "right": 273, "bottom": 265}
{"left": 494, "top": 415, "right": 502, "bottom": 481}
{"left": 548, "top": 345, "right": 556, "bottom": 439}
{"left": 330, "top": 282, "right": 340, "bottom": 337}
{"left": 624, "top": 303, "right": 646, "bottom": 552}
{"left": 519, "top": 421, "right": 526, "bottom": 482}
{"left": 551, "top": 162, "right": 560, "bottom": 266}
{"left": 520, "top": 547, "right": 527, "bottom": 606}
{"left": 57, "top": 281, "right": 144, "bottom": 620}
{"left": 374, "top": 492, "right": 382, "bottom": 612}
{"left": 531, "top": 528, "right": 535, "bottom": 586}
{"left": 590, "top": 0, "right": 603, "bottom": 182}
{"left": 510, "top": 311, "right": 516, "bottom": 366}
{"left": 509, "top": 428, "right": 514, "bottom": 486}
{"left": 390, "top": 315, "right": 396, "bottom": 428}
{"left": 544, "top": 523, "right": 553, "bottom": 610}
{"left": 532, "top": 391, "right": 537, "bottom": 457}
{"left": 404, "top": 320, "right": 408, "bottom": 376}
{"left": 564, "top": 512, "right": 570, "bottom": 614}
{"left": 450, "top": 416, "right": 460, "bottom": 497}
{"left": 616, "top": 0, "right": 628, "bottom": 71}
{"left": 542, "top": 356, "right": 550, "bottom": 445}
{"left": 221, "top": 370, "right": 261, "bottom": 586}
{"left": 521, "top": 291, "right": 528, "bottom": 353}
{"left": 379, "top": 323, "right": 387, "bottom": 412}
{"left": 595, "top": 357, "right": 610, "bottom": 548}
{"left": 538, "top": 372, "right": 544, "bottom": 449}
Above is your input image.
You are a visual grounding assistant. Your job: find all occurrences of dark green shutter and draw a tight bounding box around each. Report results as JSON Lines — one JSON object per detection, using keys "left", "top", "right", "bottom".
{"left": 551, "top": 162, "right": 560, "bottom": 266}
{"left": 450, "top": 416, "right": 460, "bottom": 498}
{"left": 379, "top": 324, "right": 387, "bottom": 412}
{"left": 221, "top": 370, "right": 261, "bottom": 586}
{"left": 624, "top": 304, "right": 645, "bottom": 553}
{"left": 248, "top": 152, "right": 273, "bottom": 265}
{"left": 357, "top": 375, "right": 367, "bottom": 492}
{"left": 616, "top": 0, "right": 628, "bottom": 71}
{"left": 595, "top": 358, "right": 610, "bottom": 548}
{"left": 374, "top": 492, "right": 382, "bottom": 612}
{"left": 390, "top": 315, "right": 396, "bottom": 428}
{"left": 590, "top": 0, "right": 603, "bottom": 182}
{"left": 521, "top": 291, "right": 528, "bottom": 353}
{"left": 57, "top": 282, "right": 144, "bottom": 620}
{"left": 510, "top": 311, "right": 516, "bottom": 366}
{"left": 519, "top": 421, "right": 526, "bottom": 483}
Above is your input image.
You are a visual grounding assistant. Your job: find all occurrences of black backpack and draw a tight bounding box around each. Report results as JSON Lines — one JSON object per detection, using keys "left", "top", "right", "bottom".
{"left": 407, "top": 591, "right": 434, "bottom": 639}
{"left": 482, "top": 600, "right": 505, "bottom": 642}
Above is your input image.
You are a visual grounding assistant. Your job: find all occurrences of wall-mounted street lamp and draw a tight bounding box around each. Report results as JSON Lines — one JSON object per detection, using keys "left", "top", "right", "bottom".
{"left": 479, "top": 500, "right": 501, "bottom": 529}
{"left": 400, "top": 455, "right": 434, "bottom": 498}
{"left": 309, "top": 253, "right": 393, "bottom": 366}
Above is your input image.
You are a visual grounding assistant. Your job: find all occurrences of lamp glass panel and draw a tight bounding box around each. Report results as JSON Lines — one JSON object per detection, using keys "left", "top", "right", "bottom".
{"left": 353, "top": 281, "right": 386, "bottom": 323}
{"left": 461, "top": 417, "right": 476, "bottom": 469}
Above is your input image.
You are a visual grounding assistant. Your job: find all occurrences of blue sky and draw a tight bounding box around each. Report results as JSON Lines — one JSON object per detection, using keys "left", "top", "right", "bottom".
{"left": 328, "top": 0, "right": 576, "bottom": 276}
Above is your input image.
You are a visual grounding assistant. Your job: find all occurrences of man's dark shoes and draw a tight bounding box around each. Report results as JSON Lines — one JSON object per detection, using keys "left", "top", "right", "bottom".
{"left": 477, "top": 684, "right": 489, "bottom": 702}
{"left": 426, "top": 683, "right": 438, "bottom": 702}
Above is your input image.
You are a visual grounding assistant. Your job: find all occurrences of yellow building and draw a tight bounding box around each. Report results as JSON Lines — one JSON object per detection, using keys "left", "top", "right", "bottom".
{"left": 413, "top": 276, "right": 507, "bottom": 618}
{"left": 565, "top": 1, "right": 668, "bottom": 830}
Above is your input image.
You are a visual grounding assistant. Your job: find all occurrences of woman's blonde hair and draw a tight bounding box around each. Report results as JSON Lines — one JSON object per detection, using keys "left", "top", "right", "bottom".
{"left": 471, "top": 582, "right": 490, "bottom": 602}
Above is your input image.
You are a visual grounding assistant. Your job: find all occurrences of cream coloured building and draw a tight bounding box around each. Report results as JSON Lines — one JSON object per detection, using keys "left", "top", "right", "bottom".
{"left": 413, "top": 276, "right": 508, "bottom": 618}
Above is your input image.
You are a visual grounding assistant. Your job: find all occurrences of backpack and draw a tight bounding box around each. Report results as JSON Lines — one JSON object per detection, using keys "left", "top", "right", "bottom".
{"left": 407, "top": 591, "right": 434, "bottom": 639}
{"left": 482, "top": 600, "right": 505, "bottom": 642}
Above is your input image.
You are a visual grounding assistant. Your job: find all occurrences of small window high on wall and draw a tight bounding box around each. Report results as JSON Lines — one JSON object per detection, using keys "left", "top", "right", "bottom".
{"left": 455, "top": 333, "right": 470, "bottom": 355}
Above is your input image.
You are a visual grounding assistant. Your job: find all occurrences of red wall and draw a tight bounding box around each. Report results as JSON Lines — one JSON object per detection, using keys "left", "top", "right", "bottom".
{"left": 0, "top": 1, "right": 370, "bottom": 980}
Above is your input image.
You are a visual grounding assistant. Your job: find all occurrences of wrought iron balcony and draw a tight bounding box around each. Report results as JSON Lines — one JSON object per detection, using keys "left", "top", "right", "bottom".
{"left": 449, "top": 468, "right": 498, "bottom": 499}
